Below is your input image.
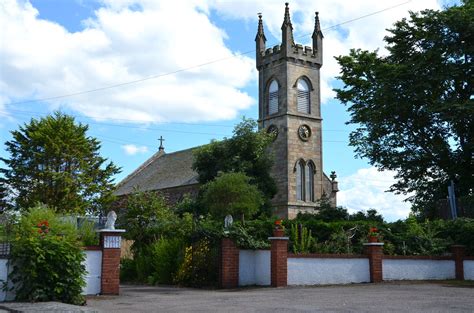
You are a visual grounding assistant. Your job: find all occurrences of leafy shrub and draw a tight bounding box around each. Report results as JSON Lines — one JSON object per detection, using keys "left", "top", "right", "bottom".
{"left": 290, "top": 224, "right": 315, "bottom": 254}
{"left": 9, "top": 206, "right": 85, "bottom": 305}
{"left": 133, "top": 247, "right": 154, "bottom": 283}
{"left": 228, "top": 224, "right": 270, "bottom": 249}
{"left": 77, "top": 219, "right": 99, "bottom": 246}
{"left": 120, "top": 258, "right": 137, "bottom": 283}
{"left": 149, "top": 238, "right": 184, "bottom": 284}
{"left": 119, "top": 191, "right": 190, "bottom": 253}
{"left": 174, "top": 239, "right": 218, "bottom": 287}
{"left": 201, "top": 172, "right": 263, "bottom": 221}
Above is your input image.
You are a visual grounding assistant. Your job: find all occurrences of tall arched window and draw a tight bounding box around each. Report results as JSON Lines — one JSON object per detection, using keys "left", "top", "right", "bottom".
{"left": 297, "top": 79, "right": 310, "bottom": 114}
{"left": 296, "top": 160, "right": 305, "bottom": 201}
{"left": 268, "top": 80, "right": 279, "bottom": 115}
{"left": 305, "top": 161, "right": 315, "bottom": 202}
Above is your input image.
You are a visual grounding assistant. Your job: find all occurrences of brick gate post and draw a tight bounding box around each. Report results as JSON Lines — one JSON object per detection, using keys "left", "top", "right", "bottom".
{"left": 363, "top": 242, "right": 384, "bottom": 283}
{"left": 99, "top": 229, "right": 125, "bottom": 295}
{"left": 219, "top": 238, "right": 239, "bottom": 288}
{"left": 269, "top": 227, "right": 288, "bottom": 287}
{"left": 451, "top": 245, "right": 466, "bottom": 280}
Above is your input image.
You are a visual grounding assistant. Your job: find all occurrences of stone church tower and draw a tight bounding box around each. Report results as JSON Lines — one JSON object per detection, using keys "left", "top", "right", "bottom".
{"left": 256, "top": 4, "right": 338, "bottom": 218}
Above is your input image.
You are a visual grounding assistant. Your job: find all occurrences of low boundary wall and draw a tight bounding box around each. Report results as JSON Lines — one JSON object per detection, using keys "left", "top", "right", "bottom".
{"left": 463, "top": 258, "right": 474, "bottom": 280}
{"left": 220, "top": 229, "right": 472, "bottom": 289}
{"left": 383, "top": 257, "right": 455, "bottom": 280}
{"left": 288, "top": 254, "right": 370, "bottom": 285}
{"left": 0, "top": 229, "right": 125, "bottom": 302}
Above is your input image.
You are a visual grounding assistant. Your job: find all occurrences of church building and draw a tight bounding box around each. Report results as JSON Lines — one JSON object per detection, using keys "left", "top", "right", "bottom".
{"left": 115, "top": 3, "right": 338, "bottom": 219}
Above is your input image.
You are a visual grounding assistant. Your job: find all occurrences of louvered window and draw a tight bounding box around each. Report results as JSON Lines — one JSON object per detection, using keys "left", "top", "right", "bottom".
{"left": 268, "top": 80, "right": 278, "bottom": 115}
{"left": 305, "top": 162, "right": 315, "bottom": 202}
{"left": 297, "top": 79, "right": 310, "bottom": 114}
{"left": 296, "top": 160, "right": 305, "bottom": 201}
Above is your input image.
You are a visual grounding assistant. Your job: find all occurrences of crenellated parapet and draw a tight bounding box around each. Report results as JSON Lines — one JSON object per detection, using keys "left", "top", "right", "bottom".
{"left": 255, "top": 4, "right": 323, "bottom": 69}
{"left": 257, "top": 43, "right": 322, "bottom": 69}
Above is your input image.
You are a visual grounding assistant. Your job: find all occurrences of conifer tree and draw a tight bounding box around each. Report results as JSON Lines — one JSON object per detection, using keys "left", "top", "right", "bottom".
{"left": 0, "top": 112, "right": 120, "bottom": 213}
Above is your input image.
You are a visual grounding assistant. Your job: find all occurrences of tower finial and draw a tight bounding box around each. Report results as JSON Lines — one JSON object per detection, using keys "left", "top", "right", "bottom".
{"left": 255, "top": 12, "right": 267, "bottom": 61}
{"left": 283, "top": 2, "right": 291, "bottom": 26}
{"left": 255, "top": 12, "right": 266, "bottom": 41}
{"left": 312, "top": 11, "right": 323, "bottom": 56}
{"left": 281, "top": 2, "right": 294, "bottom": 50}
{"left": 314, "top": 12, "right": 322, "bottom": 33}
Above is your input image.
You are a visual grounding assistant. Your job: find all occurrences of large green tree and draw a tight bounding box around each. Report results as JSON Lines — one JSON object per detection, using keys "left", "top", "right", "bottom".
{"left": 193, "top": 118, "right": 277, "bottom": 213}
{"left": 201, "top": 172, "right": 263, "bottom": 221}
{"left": 0, "top": 112, "right": 120, "bottom": 213}
{"left": 334, "top": 2, "right": 473, "bottom": 216}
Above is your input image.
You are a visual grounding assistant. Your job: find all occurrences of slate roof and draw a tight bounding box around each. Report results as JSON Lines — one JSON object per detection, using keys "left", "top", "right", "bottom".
{"left": 114, "top": 147, "right": 199, "bottom": 196}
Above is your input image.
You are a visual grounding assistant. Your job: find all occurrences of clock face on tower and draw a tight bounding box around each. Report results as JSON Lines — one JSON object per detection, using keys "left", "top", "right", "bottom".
{"left": 298, "top": 124, "right": 311, "bottom": 141}
{"left": 267, "top": 124, "right": 279, "bottom": 140}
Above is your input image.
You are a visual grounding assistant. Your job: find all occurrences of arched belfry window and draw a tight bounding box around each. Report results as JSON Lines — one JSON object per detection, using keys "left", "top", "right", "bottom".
{"left": 305, "top": 161, "right": 315, "bottom": 202}
{"left": 295, "top": 159, "right": 315, "bottom": 202}
{"left": 268, "top": 80, "right": 279, "bottom": 115}
{"left": 297, "top": 79, "right": 310, "bottom": 114}
{"left": 296, "top": 160, "right": 305, "bottom": 201}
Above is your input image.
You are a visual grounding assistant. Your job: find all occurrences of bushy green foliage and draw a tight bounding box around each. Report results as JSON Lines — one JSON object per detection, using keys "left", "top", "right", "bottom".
{"left": 119, "top": 258, "right": 137, "bottom": 283}
{"left": 290, "top": 224, "right": 316, "bottom": 254}
{"left": 120, "top": 191, "right": 191, "bottom": 253}
{"left": 77, "top": 219, "right": 99, "bottom": 246}
{"left": 174, "top": 239, "right": 218, "bottom": 287}
{"left": 9, "top": 206, "right": 86, "bottom": 305}
{"left": 0, "top": 112, "right": 120, "bottom": 214}
{"left": 201, "top": 172, "right": 263, "bottom": 221}
{"left": 193, "top": 118, "right": 276, "bottom": 215}
{"left": 297, "top": 205, "right": 384, "bottom": 223}
{"left": 228, "top": 224, "right": 270, "bottom": 250}
{"left": 149, "top": 238, "right": 185, "bottom": 284}
{"left": 291, "top": 214, "right": 474, "bottom": 256}
{"left": 334, "top": 2, "right": 474, "bottom": 215}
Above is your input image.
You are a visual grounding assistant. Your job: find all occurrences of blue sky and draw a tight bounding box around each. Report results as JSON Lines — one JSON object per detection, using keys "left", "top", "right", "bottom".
{"left": 0, "top": 0, "right": 447, "bottom": 220}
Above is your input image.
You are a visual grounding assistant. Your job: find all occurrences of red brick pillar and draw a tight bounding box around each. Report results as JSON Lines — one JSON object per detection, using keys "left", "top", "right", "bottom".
{"left": 269, "top": 228, "right": 288, "bottom": 287}
{"left": 451, "top": 245, "right": 466, "bottom": 280}
{"left": 99, "top": 230, "right": 125, "bottom": 295}
{"left": 363, "top": 243, "right": 384, "bottom": 283}
{"left": 219, "top": 238, "right": 239, "bottom": 288}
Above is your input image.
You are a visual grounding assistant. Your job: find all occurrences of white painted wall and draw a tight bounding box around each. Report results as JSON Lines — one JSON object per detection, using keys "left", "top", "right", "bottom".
{"left": 383, "top": 259, "right": 455, "bottom": 280}
{"left": 0, "top": 259, "right": 8, "bottom": 302}
{"left": 239, "top": 250, "right": 270, "bottom": 286}
{"left": 82, "top": 250, "right": 102, "bottom": 295}
{"left": 288, "top": 258, "right": 370, "bottom": 285}
{"left": 464, "top": 260, "right": 474, "bottom": 280}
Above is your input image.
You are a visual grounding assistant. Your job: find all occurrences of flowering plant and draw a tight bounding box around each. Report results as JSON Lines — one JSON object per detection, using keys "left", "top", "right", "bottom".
{"left": 274, "top": 219, "right": 283, "bottom": 228}
{"left": 37, "top": 220, "right": 50, "bottom": 235}
{"left": 368, "top": 227, "right": 379, "bottom": 237}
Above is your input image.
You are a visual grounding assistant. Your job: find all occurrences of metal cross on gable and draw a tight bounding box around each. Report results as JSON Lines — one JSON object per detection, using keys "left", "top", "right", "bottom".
{"left": 158, "top": 136, "right": 165, "bottom": 151}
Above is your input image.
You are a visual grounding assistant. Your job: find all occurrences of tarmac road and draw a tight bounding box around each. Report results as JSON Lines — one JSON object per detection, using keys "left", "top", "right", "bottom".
{"left": 84, "top": 281, "right": 474, "bottom": 313}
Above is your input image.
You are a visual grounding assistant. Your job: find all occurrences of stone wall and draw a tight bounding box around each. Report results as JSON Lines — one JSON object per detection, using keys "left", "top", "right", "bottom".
{"left": 256, "top": 13, "right": 336, "bottom": 218}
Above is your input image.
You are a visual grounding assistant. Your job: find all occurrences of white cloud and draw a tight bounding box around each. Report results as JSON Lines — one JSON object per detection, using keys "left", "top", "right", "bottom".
{"left": 0, "top": 0, "right": 255, "bottom": 123}
{"left": 209, "top": 0, "right": 441, "bottom": 103}
{"left": 338, "top": 167, "right": 412, "bottom": 221}
{"left": 121, "top": 144, "right": 148, "bottom": 155}
{"left": 0, "top": 0, "right": 442, "bottom": 123}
